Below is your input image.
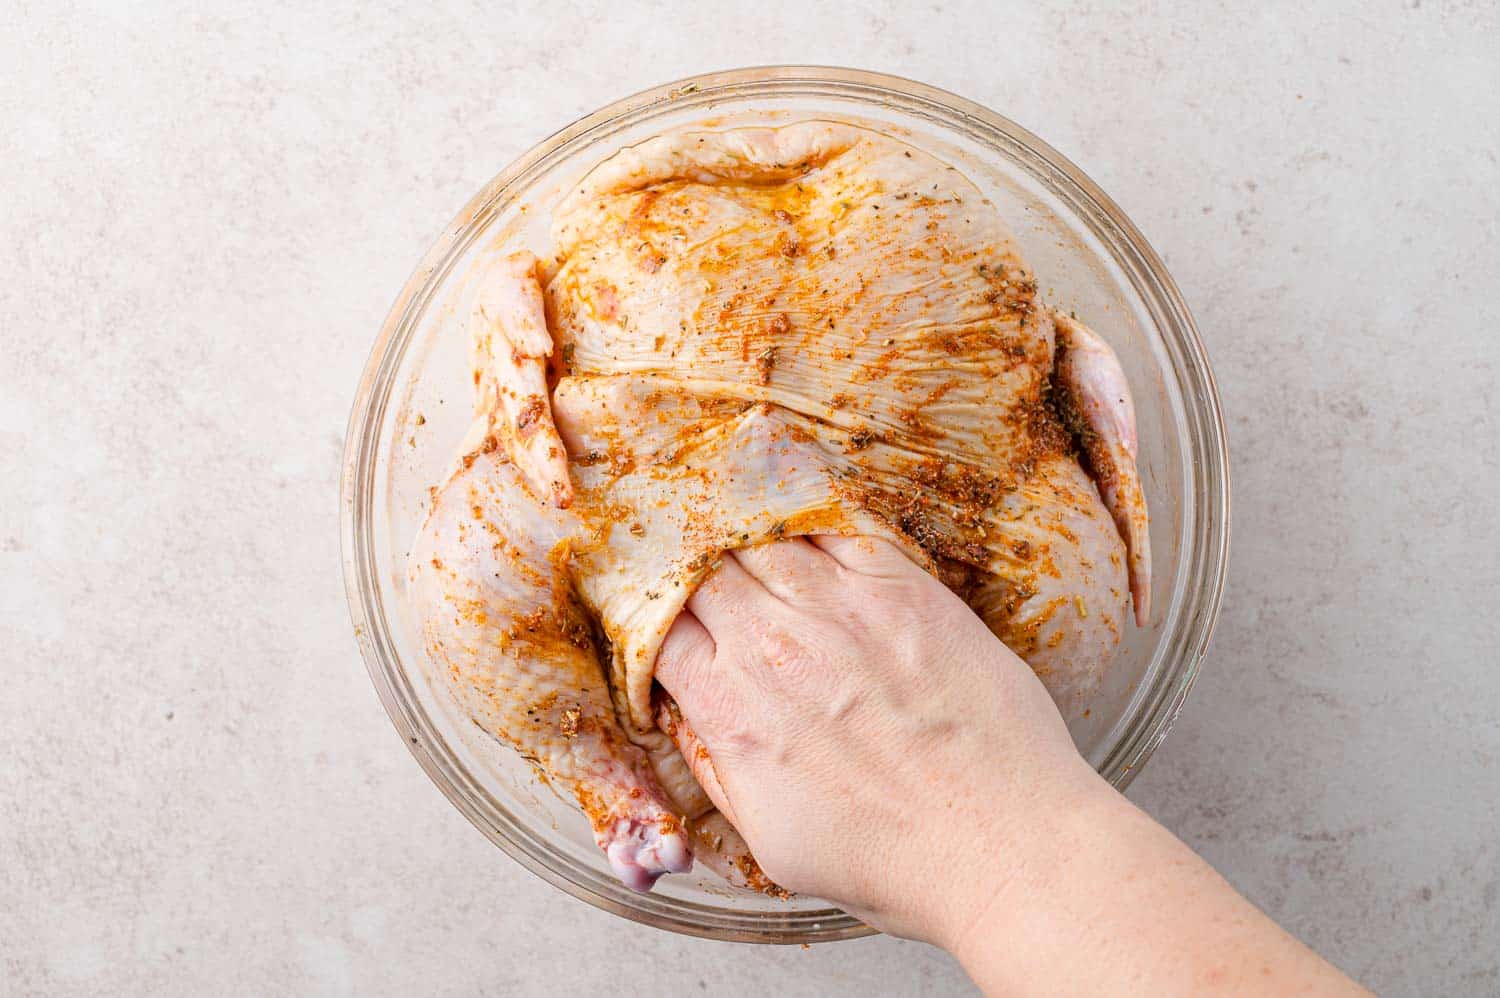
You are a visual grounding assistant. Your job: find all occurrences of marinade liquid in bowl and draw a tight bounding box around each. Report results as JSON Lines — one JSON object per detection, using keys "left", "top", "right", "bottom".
{"left": 341, "top": 67, "right": 1230, "bottom": 942}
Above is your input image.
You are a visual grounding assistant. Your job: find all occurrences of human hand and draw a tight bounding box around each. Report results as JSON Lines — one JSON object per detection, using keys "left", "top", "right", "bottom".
{"left": 657, "top": 536, "right": 1367, "bottom": 996}
{"left": 653, "top": 535, "right": 1099, "bottom": 942}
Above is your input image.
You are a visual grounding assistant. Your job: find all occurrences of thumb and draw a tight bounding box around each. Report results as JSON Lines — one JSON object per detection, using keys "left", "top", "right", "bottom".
{"left": 654, "top": 692, "right": 737, "bottom": 826}
{"left": 809, "top": 532, "right": 926, "bottom": 577}
{"left": 653, "top": 610, "right": 737, "bottom": 823}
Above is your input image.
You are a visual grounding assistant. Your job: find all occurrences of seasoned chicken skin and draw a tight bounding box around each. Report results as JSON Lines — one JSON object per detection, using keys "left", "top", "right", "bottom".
{"left": 409, "top": 120, "right": 1150, "bottom": 893}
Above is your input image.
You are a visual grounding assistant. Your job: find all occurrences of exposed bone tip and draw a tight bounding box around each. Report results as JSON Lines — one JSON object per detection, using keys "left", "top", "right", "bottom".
{"left": 604, "top": 816, "right": 694, "bottom": 892}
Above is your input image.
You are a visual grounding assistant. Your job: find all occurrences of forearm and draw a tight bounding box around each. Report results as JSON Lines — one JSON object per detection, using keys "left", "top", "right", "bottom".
{"left": 940, "top": 780, "right": 1366, "bottom": 996}
{"left": 650, "top": 539, "right": 1359, "bottom": 993}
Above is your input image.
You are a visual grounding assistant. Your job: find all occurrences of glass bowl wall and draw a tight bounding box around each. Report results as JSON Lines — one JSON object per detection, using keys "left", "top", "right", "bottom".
{"left": 341, "top": 66, "right": 1230, "bottom": 943}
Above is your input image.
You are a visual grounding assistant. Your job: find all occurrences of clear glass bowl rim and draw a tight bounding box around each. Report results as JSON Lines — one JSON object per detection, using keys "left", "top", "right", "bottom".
{"left": 340, "top": 65, "right": 1231, "bottom": 944}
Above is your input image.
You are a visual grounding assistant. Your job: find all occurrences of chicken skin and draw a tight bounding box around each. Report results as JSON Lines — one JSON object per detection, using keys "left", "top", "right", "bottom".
{"left": 408, "top": 120, "right": 1150, "bottom": 893}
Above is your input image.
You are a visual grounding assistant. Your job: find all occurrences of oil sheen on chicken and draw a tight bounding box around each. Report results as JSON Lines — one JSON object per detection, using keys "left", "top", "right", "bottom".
{"left": 408, "top": 120, "right": 1152, "bottom": 894}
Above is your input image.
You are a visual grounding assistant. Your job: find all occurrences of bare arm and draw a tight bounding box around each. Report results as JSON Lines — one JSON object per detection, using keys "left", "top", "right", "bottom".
{"left": 654, "top": 536, "right": 1365, "bottom": 996}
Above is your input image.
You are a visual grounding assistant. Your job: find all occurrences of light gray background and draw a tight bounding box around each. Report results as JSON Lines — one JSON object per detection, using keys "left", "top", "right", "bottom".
{"left": 3, "top": 2, "right": 1496, "bottom": 994}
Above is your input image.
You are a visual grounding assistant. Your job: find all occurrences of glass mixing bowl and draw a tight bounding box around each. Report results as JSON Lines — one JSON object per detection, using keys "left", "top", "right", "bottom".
{"left": 341, "top": 66, "right": 1230, "bottom": 943}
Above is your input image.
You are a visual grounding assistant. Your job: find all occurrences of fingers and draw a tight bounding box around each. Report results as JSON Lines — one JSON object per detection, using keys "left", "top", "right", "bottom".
{"left": 654, "top": 609, "right": 716, "bottom": 700}
{"left": 808, "top": 533, "right": 920, "bottom": 577}
{"left": 654, "top": 693, "right": 736, "bottom": 824}
{"left": 685, "top": 552, "right": 774, "bottom": 636}
{"left": 727, "top": 538, "right": 837, "bottom": 603}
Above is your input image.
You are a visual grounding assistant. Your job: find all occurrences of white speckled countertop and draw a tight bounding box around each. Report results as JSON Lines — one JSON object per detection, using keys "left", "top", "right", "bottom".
{"left": 3, "top": 2, "right": 1497, "bottom": 994}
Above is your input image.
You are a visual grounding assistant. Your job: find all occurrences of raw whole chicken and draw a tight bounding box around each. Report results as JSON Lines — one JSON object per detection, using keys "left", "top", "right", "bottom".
{"left": 408, "top": 121, "right": 1151, "bottom": 894}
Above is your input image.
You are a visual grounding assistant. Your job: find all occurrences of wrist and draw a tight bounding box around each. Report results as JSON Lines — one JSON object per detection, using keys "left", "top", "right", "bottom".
{"left": 930, "top": 758, "right": 1116, "bottom": 957}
